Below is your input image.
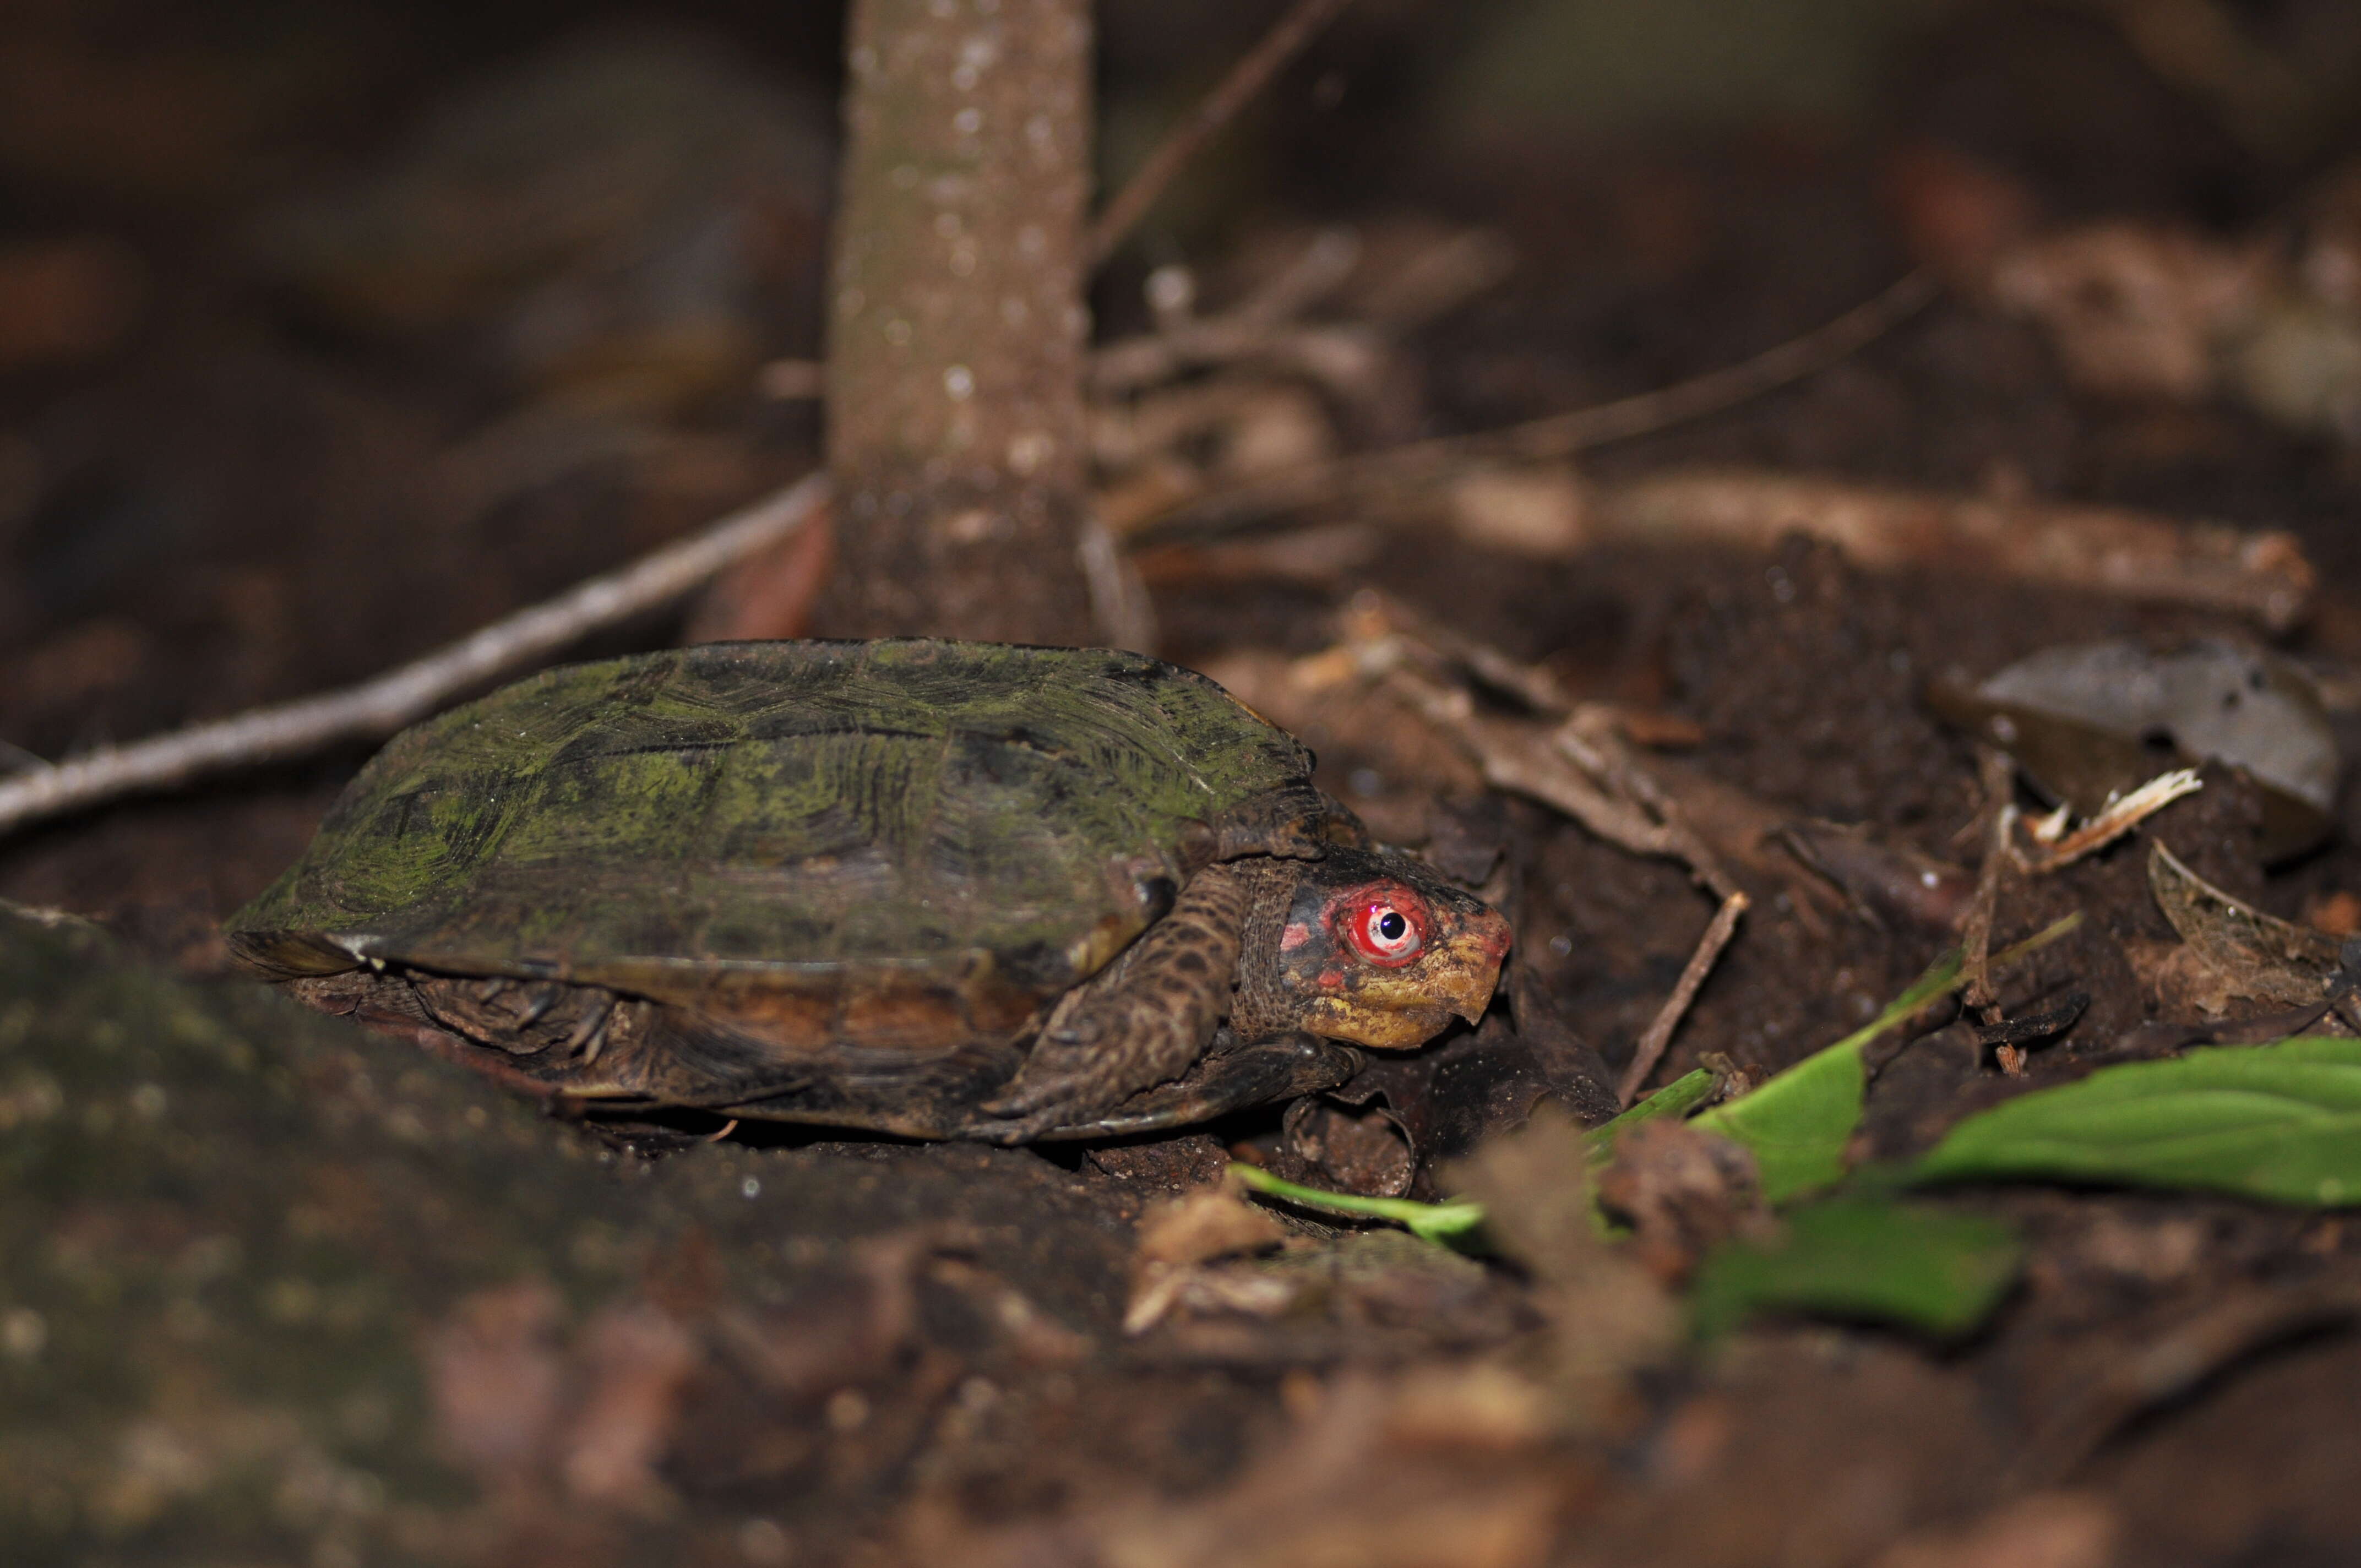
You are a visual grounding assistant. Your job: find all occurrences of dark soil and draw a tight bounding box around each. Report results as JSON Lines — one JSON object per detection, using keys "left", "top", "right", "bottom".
{"left": 6, "top": 2, "right": 2361, "bottom": 1565}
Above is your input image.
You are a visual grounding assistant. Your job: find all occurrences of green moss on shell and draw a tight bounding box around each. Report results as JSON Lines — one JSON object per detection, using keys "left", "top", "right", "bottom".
{"left": 231, "top": 641, "right": 1318, "bottom": 1021}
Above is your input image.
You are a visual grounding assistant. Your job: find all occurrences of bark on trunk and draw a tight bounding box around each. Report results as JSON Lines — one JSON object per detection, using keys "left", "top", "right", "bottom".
{"left": 821, "top": 0, "right": 1099, "bottom": 644}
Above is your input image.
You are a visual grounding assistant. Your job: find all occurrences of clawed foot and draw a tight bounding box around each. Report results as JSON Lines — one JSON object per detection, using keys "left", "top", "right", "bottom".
{"left": 975, "top": 1022, "right": 1108, "bottom": 1141}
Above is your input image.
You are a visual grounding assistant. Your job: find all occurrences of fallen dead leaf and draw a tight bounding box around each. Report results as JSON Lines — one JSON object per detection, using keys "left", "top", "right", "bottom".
{"left": 1134, "top": 1184, "right": 1290, "bottom": 1271}
{"left": 2303, "top": 889, "right": 2361, "bottom": 938}
{"left": 1880, "top": 143, "right": 2042, "bottom": 288}
{"left": 1932, "top": 639, "right": 2337, "bottom": 861}
{"left": 2150, "top": 841, "right": 2344, "bottom": 1006}
{"left": 683, "top": 499, "right": 836, "bottom": 641}
{"left": 1126, "top": 1183, "right": 1290, "bottom": 1335}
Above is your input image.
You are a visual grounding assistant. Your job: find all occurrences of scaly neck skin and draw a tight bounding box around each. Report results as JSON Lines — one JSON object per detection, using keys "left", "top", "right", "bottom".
{"left": 1226, "top": 857, "right": 1310, "bottom": 1041}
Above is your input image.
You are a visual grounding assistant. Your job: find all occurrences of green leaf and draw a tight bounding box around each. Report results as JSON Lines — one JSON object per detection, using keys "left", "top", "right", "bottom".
{"left": 1232, "top": 1070, "right": 1720, "bottom": 1251}
{"left": 1686, "top": 913, "right": 2084, "bottom": 1205}
{"left": 1236, "top": 1071, "right": 1722, "bottom": 1249}
{"left": 1689, "top": 1199, "right": 2022, "bottom": 1339}
{"left": 1693, "top": 1038, "right": 1868, "bottom": 1203}
{"left": 1913, "top": 1036, "right": 2361, "bottom": 1206}
{"left": 1586, "top": 1068, "right": 1716, "bottom": 1157}
{"left": 1691, "top": 949, "right": 1964, "bottom": 1203}
{"left": 1228, "top": 1163, "right": 1489, "bottom": 1247}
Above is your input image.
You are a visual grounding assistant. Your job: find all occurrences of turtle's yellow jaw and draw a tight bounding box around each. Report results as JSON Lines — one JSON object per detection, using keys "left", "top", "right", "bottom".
{"left": 1271, "top": 850, "right": 1513, "bottom": 1050}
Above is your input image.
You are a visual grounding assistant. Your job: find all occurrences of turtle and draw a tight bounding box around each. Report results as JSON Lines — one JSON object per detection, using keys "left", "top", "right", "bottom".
{"left": 228, "top": 639, "right": 1511, "bottom": 1142}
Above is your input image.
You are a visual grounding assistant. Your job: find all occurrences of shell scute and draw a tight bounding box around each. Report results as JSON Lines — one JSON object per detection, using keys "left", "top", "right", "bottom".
{"left": 231, "top": 640, "right": 1322, "bottom": 1051}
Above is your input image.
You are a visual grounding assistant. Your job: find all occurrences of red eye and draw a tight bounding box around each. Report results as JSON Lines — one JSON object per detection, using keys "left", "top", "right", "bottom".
{"left": 1347, "top": 898, "right": 1425, "bottom": 966}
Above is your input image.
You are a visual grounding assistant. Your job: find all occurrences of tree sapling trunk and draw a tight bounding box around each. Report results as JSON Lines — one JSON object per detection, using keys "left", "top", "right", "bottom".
{"left": 821, "top": 0, "right": 1100, "bottom": 645}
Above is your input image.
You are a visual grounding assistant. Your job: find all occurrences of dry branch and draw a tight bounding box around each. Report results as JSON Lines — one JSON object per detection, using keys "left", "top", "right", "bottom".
{"left": 1403, "top": 683, "right": 1693, "bottom": 869}
{"left": 1147, "top": 269, "right": 1939, "bottom": 537}
{"left": 1591, "top": 470, "right": 2314, "bottom": 629}
{"left": 1956, "top": 744, "right": 2017, "bottom": 1018}
{"left": 1617, "top": 891, "right": 1749, "bottom": 1106}
{"left": 1091, "top": 231, "right": 1374, "bottom": 397}
{"left": 0, "top": 473, "right": 830, "bottom": 837}
{"left": 1087, "top": 0, "right": 1357, "bottom": 264}
{"left": 1310, "top": 597, "right": 1745, "bottom": 904}
{"left": 2014, "top": 767, "right": 2205, "bottom": 873}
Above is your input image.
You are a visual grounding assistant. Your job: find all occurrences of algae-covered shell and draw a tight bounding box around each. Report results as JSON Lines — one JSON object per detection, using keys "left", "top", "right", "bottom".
{"left": 230, "top": 640, "right": 1328, "bottom": 1051}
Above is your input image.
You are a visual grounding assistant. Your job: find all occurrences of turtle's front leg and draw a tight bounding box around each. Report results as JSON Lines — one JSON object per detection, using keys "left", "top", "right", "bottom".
{"left": 977, "top": 860, "right": 1253, "bottom": 1140}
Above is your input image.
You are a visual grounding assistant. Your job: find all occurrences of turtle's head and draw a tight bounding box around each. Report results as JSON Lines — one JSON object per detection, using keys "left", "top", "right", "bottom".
{"left": 1267, "top": 846, "right": 1511, "bottom": 1049}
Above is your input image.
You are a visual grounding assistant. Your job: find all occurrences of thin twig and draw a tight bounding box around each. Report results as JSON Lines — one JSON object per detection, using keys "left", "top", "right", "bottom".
{"left": 1346, "top": 589, "right": 1579, "bottom": 716}
{"left": 2018, "top": 767, "right": 2204, "bottom": 872}
{"left": 1618, "top": 890, "right": 1750, "bottom": 1107}
{"left": 1379, "top": 664, "right": 1681, "bottom": 863}
{"left": 1597, "top": 471, "right": 2313, "bottom": 630}
{"left": 0, "top": 471, "right": 832, "bottom": 837}
{"left": 1145, "top": 269, "right": 1940, "bottom": 538}
{"left": 1076, "top": 514, "right": 1159, "bottom": 654}
{"left": 1956, "top": 744, "right": 2017, "bottom": 1017}
{"left": 1087, "top": 0, "right": 1358, "bottom": 264}
{"left": 1090, "top": 231, "right": 1372, "bottom": 396}
{"left": 1557, "top": 709, "right": 1742, "bottom": 902}
{"left": 1334, "top": 605, "right": 1742, "bottom": 901}
{"left": 1456, "top": 270, "right": 1939, "bottom": 461}
{"left": 1092, "top": 320, "right": 1382, "bottom": 401}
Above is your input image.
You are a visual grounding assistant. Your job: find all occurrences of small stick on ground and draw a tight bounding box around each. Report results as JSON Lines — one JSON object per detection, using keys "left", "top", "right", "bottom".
{"left": 1966, "top": 761, "right": 2202, "bottom": 1069}
{"left": 1618, "top": 890, "right": 1750, "bottom": 1107}
{"left": 1341, "top": 590, "right": 1578, "bottom": 716}
{"left": 2018, "top": 767, "right": 2204, "bottom": 873}
{"left": 1322, "top": 600, "right": 1744, "bottom": 902}
{"left": 1087, "top": 0, "right": 1357, "bottom": 265}
{"left": 1590, "top": 470, "right": 2312, "bottom": 630}
{"left": 1956, "top": 744, "right": 2018, "bottom": 1021}
{"left": 0, "top": 471, "right": 831, "bottom": 837}
{"left": 1379, "top": 664, "right": 1685, "bottom": 870}
{"left": 1555, "top": 708, "right": 1743, "bottom": 903}
{"left": 1090, "top": 254, "right": 1377, "bottom": 400}
{"left": 1151, "top": 269, "right": 1938, "bottom": 537}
